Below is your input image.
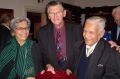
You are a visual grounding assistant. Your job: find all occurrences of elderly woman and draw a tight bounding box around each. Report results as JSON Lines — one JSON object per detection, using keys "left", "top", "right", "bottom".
{"left": 0, "top": 17, "right": 35, "bottom": 79}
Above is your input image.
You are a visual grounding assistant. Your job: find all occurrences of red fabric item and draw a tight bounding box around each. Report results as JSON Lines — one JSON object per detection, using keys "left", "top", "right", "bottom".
{"left": 35, "top": 70, "right": 77, "bottom": 79}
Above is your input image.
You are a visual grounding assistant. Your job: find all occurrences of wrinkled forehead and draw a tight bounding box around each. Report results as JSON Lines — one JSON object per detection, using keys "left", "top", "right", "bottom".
{"left": 84, "top": 21, "right": 100, "bottom": 31}
{"left": 113, "top": 10, "right": 120, "bottom": 16}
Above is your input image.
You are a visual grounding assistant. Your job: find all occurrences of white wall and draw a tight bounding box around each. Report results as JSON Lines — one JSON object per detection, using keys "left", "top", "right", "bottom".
{"left": 0, "top": 0, "right": 45, "bottom": 17}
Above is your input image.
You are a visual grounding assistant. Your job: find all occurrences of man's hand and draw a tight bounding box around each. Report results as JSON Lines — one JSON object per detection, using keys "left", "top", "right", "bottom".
{"left": 41, "top": 70, "right": 45, "bottom": 74}
{"left": 115, "top": 45, "right": 120, "bottom": 52}
{"left": 108, "top": 40, "right": 118, "bottom": 48}
{"left": 46, "top": 64, "right": 55, "bottom": 74}
{"left": 108, "top": 40, "right": 120, "bottom": 53}
{"left": 66, "top": 69, "right": 72, "bottom": 75}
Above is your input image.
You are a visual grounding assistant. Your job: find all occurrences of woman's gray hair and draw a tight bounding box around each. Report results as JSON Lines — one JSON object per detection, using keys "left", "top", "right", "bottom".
{"left": 85, "top": 16, "right": 106, "bottom": 32}
{"left": 10, "top": 17, "right": 31, "bottom": 32}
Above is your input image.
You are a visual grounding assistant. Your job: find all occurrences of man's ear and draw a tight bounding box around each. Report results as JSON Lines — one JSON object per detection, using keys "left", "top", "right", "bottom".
{"left": 63, "top": 10, "right": 66, "bottom": 17}
{"left": 101, "top": 30, "right": 105, "bottom": 38}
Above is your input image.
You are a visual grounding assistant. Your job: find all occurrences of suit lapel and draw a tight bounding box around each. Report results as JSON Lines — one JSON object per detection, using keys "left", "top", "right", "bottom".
{"left": 65, "top": 23, "right": 74, "bottom": 61}
{"left": 74, "top": 41, "right": 86, "bottom": 74}
{"left": 117, "top": 29, "right": 120, "bottom": 45}
{"left": 47, "top": 25, "right": 58, "bottom": 63}
{"left": 112, "top": 24, "right": 117, "bottom": 41}
{"left": 85, "top": 39, "right": 105, "bottom": 79}
{"left": 65, "top": 23, "right": 70, "bottom": 60}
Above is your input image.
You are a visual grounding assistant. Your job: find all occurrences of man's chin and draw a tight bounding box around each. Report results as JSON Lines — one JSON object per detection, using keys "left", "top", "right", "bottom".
{"left": 54, "top": 23, "right": 61, "bottom": 25}
{"left": 85, "top": 42, "right": 91, "bottom": 46}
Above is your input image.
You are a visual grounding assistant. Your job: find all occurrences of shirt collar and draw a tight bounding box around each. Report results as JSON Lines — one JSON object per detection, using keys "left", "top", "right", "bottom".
{"left": 86, "top": 42, "right": 98, "bottom": 57}
{"left": 86, "top": 42, "right": 97, "bottom": 49}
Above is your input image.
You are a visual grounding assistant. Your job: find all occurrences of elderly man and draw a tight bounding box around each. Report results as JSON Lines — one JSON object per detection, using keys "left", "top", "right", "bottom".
{"left": 111, "top": 6, "right": 120, "bottom": 45}
{"left": 107, "top": 6, "right": 120, "bottom": 52}
{"left": 74, "top": 16, "right": 120, "bottom": 79}
{"left": 32, "top": 0, "right": 83, "bottom": 75}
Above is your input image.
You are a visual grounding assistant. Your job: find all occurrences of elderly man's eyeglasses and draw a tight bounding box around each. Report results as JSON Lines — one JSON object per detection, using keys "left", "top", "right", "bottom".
{"left": 48, "top": 11, "right": 63, "bottom": 16}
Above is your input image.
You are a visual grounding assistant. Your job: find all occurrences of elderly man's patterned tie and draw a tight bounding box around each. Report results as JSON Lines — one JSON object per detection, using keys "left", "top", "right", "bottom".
{"left": 56, "top": 31, "right": 64, "bottom": 64}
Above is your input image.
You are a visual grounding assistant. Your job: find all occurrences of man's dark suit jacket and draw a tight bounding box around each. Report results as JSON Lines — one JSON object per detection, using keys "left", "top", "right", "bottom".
{"left": 73, "top": 39, "right": 120, "bottom": 79}
{"left": 0, "top": 24, "right": 12, "bottom": 52}
{"left": 111, "top": 22, "right": 120, "bottom": 45}
{"left": 32, "top": 22, "right": 83, "bottom": 74}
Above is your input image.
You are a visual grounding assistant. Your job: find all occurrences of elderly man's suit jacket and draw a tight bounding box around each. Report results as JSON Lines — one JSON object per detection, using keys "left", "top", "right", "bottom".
{"left": 32, "top": 22, "right": 83, "bottom": 74}
{"left": 74, "top": 39, "right": 120, "bottom": 79}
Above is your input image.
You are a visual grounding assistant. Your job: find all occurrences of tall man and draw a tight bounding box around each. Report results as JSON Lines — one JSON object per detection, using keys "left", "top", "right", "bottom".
{"left": 74, "top": 16, "right": 120, "bottom": 79}
{"left": 32, "top": 1, "right": 83, "bottom": 75}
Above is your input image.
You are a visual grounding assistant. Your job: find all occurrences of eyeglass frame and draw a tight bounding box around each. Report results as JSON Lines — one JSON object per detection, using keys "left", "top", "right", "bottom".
{"left": 15, "top": 27, "right": 30, "bottom": 31}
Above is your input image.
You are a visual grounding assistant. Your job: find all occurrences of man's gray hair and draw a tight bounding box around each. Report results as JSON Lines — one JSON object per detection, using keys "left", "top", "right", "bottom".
{"left": 112, "top": 6, "right": 120, "bottom": 17}
{"left": 85, "top": 16, "right": 106, "bottom": 32}
{"left": 10, "top": 17, "right": 31, "bottom": 32}
{"left": 46, "top": 1, "right": 64, "bottom": 13}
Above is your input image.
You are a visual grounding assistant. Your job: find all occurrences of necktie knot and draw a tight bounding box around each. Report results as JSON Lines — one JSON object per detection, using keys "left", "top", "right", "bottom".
{"left": 86, "top": 47, "right": 93, "bottom": 57}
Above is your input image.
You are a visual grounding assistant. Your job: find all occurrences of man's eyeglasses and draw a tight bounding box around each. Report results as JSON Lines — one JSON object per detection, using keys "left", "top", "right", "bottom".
{"left": 48, "top": 11, "right": 63, "bottom": 16}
